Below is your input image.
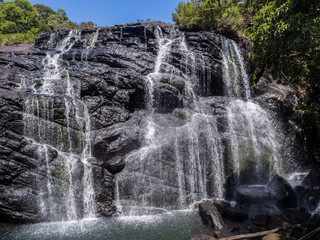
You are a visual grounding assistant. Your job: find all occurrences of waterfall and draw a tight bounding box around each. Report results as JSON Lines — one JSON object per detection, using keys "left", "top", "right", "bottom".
{"left": 20, "top": 26, "right": 286, "bottom": 220}
{"left": 227, "top": 100, "right": 281, "bottom": 184}
{"left": 116, "top": 27, "right": 225, "bottom": 215}
{"left": 145, "top": 26, "right": 173, "bottom": 111}
{"left": 22, "top": 29, "right": 98, "bottom": 221}
{"left": 115, "top": 27, "right": 284, "bottom": 215}
{"left": 222, "top": 36, "right": 282, "bottom": 185}
{"left": 221, "top": 36, "right": 250, "bottom": 99}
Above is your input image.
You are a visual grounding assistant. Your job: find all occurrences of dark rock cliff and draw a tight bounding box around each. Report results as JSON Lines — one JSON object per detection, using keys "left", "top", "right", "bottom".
{"left": 0, "top": 24, "right": 222, "bottom": 222}
{"left": 0, "top": 24, "right": 311, "bottom": 223}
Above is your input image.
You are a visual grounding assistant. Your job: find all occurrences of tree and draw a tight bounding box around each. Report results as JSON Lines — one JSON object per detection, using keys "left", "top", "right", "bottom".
{"left": 34, "top": 4, "right": 55, "bottom": 20}
{"left": 0, "top": 0, "right": 39, "bottom": 34}
{"left": 46, "top": 10, "right": 76, "bottom": 30}
{"left": 79, "top": 21, "right": 95, "bottom": 29}
{"left": 172, "top": 0, "right": 222, "bottom": 30}
{"left": 34, "top": 4, "right": 77, "bottom": 31}
{"left": 57, "top": 8, "right": 66, "bottom": 17}
{"left": 0, "top": 0, "right": 88, "bottom": 45}
{"left": 250, "top": 0, "right": 320, "bottom": 84}
{"left": 172, "top": 0, "right": 247, "bottom": 33}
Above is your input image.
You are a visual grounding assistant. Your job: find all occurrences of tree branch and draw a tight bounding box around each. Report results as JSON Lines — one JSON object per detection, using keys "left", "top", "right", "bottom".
{"left": 218, "top": 224, "right": 304, "bottom": 240}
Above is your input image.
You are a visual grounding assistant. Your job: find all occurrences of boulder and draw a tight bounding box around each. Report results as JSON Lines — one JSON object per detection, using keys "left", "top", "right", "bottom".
{"left": 236, "top": 185, "right": 274, "bottom": 215}
{"left": 267, "top": 174, "right": 297, "bottom": 209}
{"left": 213, "top": 200, "right": 248, "bottom": 222}
{"left": 266, "top": 214, "right": 290, "bottom": 229}
{"left": 236, "top": 185, "right": 270, "bottom": 206}
{"left": 236, "top": 175, "right": 297, "bottom": 215}
{"left": 199, "top": 200, "right": 224, "bottom": 229}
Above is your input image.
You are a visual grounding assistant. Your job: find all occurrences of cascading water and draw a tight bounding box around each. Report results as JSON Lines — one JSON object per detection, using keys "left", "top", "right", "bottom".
{"left": 222, "top": 36, "right": 282, "bottom": 185}
{"left": 221, "top": 36, "right": 250, "bottom": 99}
{"left": 19, "top": 26, "right": 288, "bottom": 221}
{"left": 22, "top": 30, "right": 98, "bottom": 221}
{"left": 116, "top": 27, "right": 284, "bottom": 216}
{"left": 116, "top": 27, "right": 225, "bottom": 215}
{"left": 227, "top": 100, "right": 281, "bottom": 184}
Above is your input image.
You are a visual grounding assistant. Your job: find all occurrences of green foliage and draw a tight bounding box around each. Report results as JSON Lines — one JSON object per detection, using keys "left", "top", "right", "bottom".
{"left": 173, "top": 0, "right": 220, "bottom": 30}
{"left": 0, "top": 32, "right": 36, "bottom": 46}
{"left": 219, "top": 3, "right": 246, "bottom": 34}
{"left": 79, "top": 21, "right": 95, "bottom": 29}
{"left": 34, "top": 4, "right": 55, "bottom": 20}
{"left": 249, "top": 1, "right": 320, "bottom": 146}
{"left": 46, "top": 10, "right": 77, "bottom": 30}
{"left": 0, "top": 0, "right": 89, "bottom": 45}
{"left": 0, "top": 0, "right": 39, "bottom": 34}
{"left": 34, "top": 4, "right": 77, "bottom": 31}
{"left": 172, "top": 0, "right": 257, "bottom": 35}
{"left": 243, "top": 0, "right": 270, "bottom": 14}
{"left": 250, "top": 0, "right": 320, "bottom": 85}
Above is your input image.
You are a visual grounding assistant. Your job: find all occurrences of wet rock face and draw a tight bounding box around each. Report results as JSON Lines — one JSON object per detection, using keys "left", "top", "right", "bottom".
{"left": 0, "top": 90, "right": 39, "bottom": 223}
{"left": 0, "top": 25, "right": 224, "bottom": 223}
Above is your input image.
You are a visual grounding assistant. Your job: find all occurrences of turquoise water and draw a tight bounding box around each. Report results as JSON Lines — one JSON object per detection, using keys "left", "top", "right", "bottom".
{"left": 0, "top": 210, "right": 212, "bottom": 240}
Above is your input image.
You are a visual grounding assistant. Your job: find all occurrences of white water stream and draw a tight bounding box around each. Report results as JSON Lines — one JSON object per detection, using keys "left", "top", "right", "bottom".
{"left": 23, "top": 30, "right": 99, "bottom": 221}
{"left": 222, "top": 36, "right": 282, "bottom": 185}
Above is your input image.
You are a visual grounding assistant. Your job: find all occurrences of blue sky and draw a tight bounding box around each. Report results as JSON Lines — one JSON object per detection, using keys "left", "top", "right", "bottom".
{"left": 26, "top": 0, "right": 182, "bottom": 27}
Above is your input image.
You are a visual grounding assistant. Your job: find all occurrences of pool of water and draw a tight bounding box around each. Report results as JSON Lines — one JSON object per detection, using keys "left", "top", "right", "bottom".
{"left": 0, "top": 210, "right": 212, "bottom": 240}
